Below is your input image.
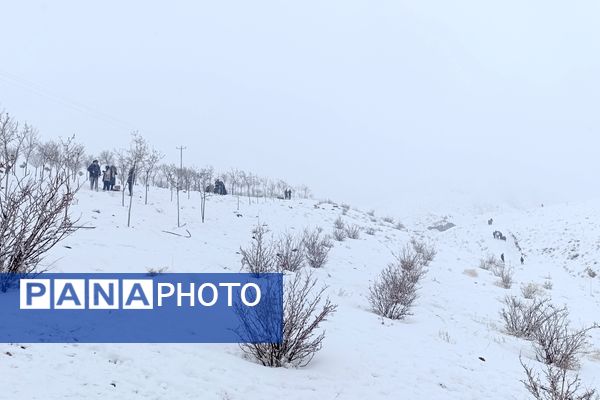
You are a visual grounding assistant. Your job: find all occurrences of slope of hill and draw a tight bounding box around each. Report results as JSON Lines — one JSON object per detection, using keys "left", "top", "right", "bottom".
{"left": 1, "top": 188, "right": 599, "bottom": 400}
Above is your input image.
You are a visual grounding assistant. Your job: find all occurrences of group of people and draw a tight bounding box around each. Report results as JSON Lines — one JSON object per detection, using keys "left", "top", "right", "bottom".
{"left": 284, "top": 189, "right": 293, "bottom": 199}
{"left": 213, "top": 179, "right": 227, "bottom": 195}
{"left": 87, "top": 160, "right": 135, "bottom": 195}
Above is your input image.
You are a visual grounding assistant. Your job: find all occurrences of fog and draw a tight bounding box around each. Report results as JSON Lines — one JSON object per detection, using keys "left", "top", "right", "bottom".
{"left": 1, "top": 0, "right": 598, "bottom": 214}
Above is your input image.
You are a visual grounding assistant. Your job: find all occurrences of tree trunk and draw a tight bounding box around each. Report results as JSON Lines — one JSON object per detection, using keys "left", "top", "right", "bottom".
{"left": 201, "top": 192, "right": 206, "bottom": 223}
{"left": 127, "top": 186, "right": 134, "bottom": 227}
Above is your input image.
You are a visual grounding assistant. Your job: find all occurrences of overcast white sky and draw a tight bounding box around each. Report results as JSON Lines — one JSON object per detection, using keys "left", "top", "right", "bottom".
{"left": 0, "top": 1, "right": 598, "bottom": 213}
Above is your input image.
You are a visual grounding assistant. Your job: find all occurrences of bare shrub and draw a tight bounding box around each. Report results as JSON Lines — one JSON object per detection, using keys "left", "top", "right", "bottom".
{"left": 533, "top": 309, "right": 598, "bottom": 370}
{"left": 0, "top": 174, "right": 78, "bottom": 291}
{"left": 521, "top": 358, "right": 598, "bottom": 400}
{"left": 501, "top": 296, "right": 562, "bottom": 340}
{"left": 368, "top": 244, "right": 431, "bottom": 320}
{"left": 275, "top": 232, "right": 304, "bottom": 272}
{"left": 522, "top": 283, "right": 543, "bottom": 299}
{"left": 543, "top": 280, "right": 554, "bottom": 291}
{"left": 395, "top": 221, "right": 405, "bottom": 230}
{"left": 240, "top": 225, "right": 276, "bottom": 274}
{"left": 367, "top": 209, "right": 375, "bottom": 217}
{"left": 382, "top": 216, "right": 394, "bottom": 224}
{"left": 239, "top": 271, "right": 337, "bottom": 367}
{"left": 332, "top": 228, "right": 346, "bottom": 242}
{"left": 333, "top": 216, "right": 345, "bottom": 230}
{"left": 479, "top": 254, "right": 500, "bottom": 271}
{"left": 493, "top": 263, "right": 514, "bottom": 289}
{"left": 344, "top": 224, "right": 360, "bottom": 239}
{"left": 410, "top": 238, "right": 436, "bottom": 266}
{"left": 365, "top": 227, "right": 376, "bottom": 235}
{"left": 303, "top": 227, "right": 330, "bottom": 268}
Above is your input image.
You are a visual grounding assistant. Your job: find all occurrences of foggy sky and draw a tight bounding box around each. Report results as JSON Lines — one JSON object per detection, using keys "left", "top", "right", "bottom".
{"left": 1, "top": 1, "right": 598, "bottom": 214}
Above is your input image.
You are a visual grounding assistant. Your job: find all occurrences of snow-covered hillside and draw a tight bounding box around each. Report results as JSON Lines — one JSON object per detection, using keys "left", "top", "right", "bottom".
{"left": 2, "top": 188, "right": 599, "bottom": 400}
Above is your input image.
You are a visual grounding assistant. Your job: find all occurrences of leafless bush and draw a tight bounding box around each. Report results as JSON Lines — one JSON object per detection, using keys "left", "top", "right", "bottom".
{"left": 368, "top": 244, "right": 431, "bottom": 320}
{"left": 521, "top": 357, "right": 598, "bottom": 400}
{"left": 275, "top": 232, "right": 304, "bottom": 272}
{"left": 333, "top": 216, "right": 345, "bottom": 230}
{"left": 0, "top": 174, "right": 78, "bottom": 291}
{"left": 303, "top": 227, "right": 331, "bottom": 268}
{"left": 382, "top": 216, "right": 394, "bottom": 224}
{"left": 479, "top": 254, "right": 500, "bottom": 271}
{"left": 493, "top": 263, "right": 514, "bottom": 288}
{"left": 239, "top": 271, "right": 337, "bottom": 367}
{"left": 533, "top": 309, "right": 598, "bottom": 370}
{"left": 410, "top": 238, "right": 436, "bottom": 266}
{"left": 332, "top": 228, "right": 346, "bottom": 242}
{"left": 395, "top": 221, "right": 405, "bottom": 230}
{"left": 501, "top": 296, "right": 562, "bottom": 339}
{"left": 344, "top": 224, "right": 360, "bottom": 239}
{"left": 240, "top": 225, "right": 276, "bottom": 274}
{"left": 543, "top": 280, "right": 554, "bottom": 291}
{"left": 365, "top": 227, "right": 376, "bottom": 235}
{"left": 367, "top": 209, "right": 375, "bottom": 217}
{"left": 522, "top": 283, "right": 543, "bottom": 299}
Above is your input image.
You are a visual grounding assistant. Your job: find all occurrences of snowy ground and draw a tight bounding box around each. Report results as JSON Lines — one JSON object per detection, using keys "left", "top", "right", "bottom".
{"left": 1, "top": 187, "right": 599, "bottom": 399}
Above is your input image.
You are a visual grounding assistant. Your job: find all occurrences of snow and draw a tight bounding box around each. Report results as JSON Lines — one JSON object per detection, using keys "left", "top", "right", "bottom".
{"left": 1, "top": 188, "right": 599, "bottom": 399}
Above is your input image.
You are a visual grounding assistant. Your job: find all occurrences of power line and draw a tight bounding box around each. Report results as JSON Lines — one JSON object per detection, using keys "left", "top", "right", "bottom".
{"left": 0, "top": 69, "right": 136, "bottom": 131}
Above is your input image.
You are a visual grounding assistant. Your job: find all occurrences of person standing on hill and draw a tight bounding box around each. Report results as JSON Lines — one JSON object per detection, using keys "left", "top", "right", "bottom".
{"left": 127, "top": 166, "right": 136, "bottom": 196}
{"left": 87, "top": 160, "right": 101, "bottom": 191}
{"left": 102, "top": 166, "right": 112, "bottom": 191}
{"left": 109, "top": 165, "right": 117, "bottom": 190}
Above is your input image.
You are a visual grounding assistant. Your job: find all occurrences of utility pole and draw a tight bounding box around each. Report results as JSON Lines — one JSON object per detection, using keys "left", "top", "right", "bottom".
{"left": 176, "top": 145, "right": 186, "bottom": 227}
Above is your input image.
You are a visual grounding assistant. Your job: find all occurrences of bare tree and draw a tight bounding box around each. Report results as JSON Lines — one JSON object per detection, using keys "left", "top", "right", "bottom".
{"left": 114, "top": 149, "right": 129, "bottom": 207}
{"left": 142, "top": 148, "right": 163, "bottom": 205}
{"left": 160, "top": 163, "right": 177, "bottom": 202}
{"left": 227, "top": 168, "right": 240, "bottom": 196}
{"left": 98, "top": 150, "right": 114, "bottom": 167}
{"left": 198, "top": 166, "right": 213, "bottom": 223}
{"left": 21, "top": 126, "right": 38, "bottom": 177}
{"left": 0, "top": 112, "right": 26, "bottom": 195}
{"left": 297, "top": 184, "right": 311, "bottom": 199}
{"left": 58, "top": 136, "right": 86, "bottom": 183}
{"left": 117, "top": 133, "right": 148, "bottom": 227}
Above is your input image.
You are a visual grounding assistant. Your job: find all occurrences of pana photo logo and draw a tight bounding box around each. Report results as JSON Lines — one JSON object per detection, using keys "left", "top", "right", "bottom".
{"left": 0, "top": 273, "right": 283, "bottom": 344}
{"left": 20, "top": 277, "right": 262, "bottom": 310}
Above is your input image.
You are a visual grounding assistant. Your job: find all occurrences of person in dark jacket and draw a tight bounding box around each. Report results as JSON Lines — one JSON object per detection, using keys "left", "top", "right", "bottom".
{"left": 127, "top": 167, "right": 136, "bottom": 196}
{"left": 87, "top": 160, "right": 101, "bottom": 191}
{"left": 109, "top": 165, "right": 117, "bottom": 190}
